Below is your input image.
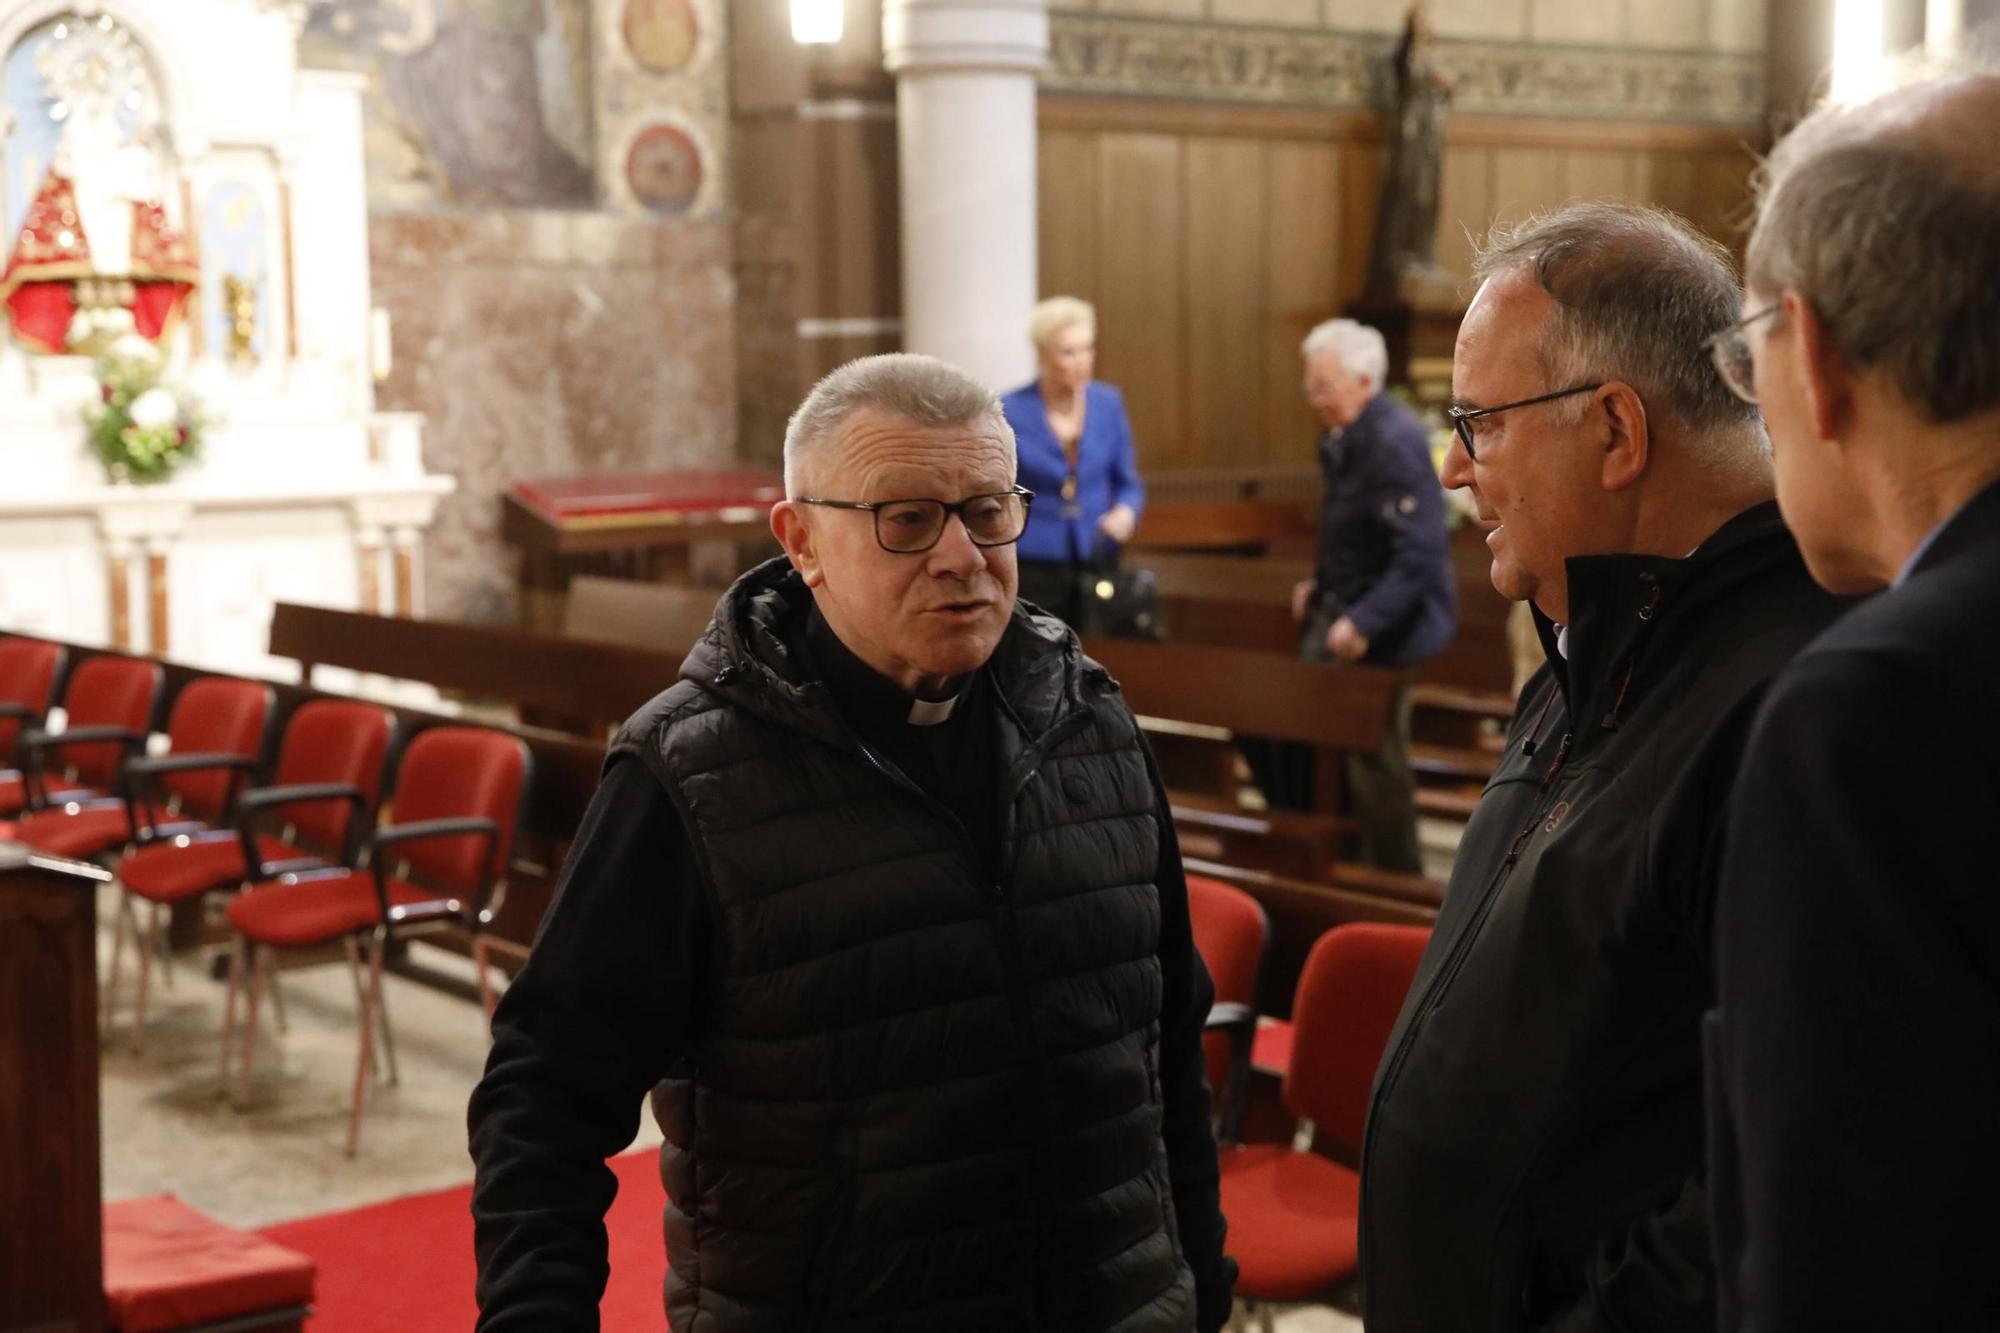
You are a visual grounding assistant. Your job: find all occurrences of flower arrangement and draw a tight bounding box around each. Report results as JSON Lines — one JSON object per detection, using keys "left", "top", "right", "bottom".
{"left": 82, "top": 335, "right": 207, "bottom": 483}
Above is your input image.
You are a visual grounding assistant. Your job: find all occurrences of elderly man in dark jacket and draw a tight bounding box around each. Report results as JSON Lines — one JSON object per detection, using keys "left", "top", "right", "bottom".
{"left": 1243, "top": 318, "right": 1455, "bottom": 870}
{"left": 1708, "top": 73, "right": 2000, "bottom": 1331}
{"left": 469, "top": 354, "right": 1236, "bottom": 1331}
{"left": 1359, "top": 204, "right": 1849, "bottom": 1332}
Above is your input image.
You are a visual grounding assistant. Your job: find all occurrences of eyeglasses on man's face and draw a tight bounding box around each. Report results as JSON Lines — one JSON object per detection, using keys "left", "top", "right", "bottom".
{"left": 796, "top": 486, "right": 1034, "bottom": 554}
{"left": 1703, "top": 304, "right": 1781, "bottom": 405}
{"left": 1445, "top": 383, "right": 1603, "bottom": 462}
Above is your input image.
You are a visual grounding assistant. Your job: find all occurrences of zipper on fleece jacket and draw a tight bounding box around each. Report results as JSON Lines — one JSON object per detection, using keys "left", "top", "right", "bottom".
{"left": 1359, "top": 728, "right": 1575, "bottom": 1270}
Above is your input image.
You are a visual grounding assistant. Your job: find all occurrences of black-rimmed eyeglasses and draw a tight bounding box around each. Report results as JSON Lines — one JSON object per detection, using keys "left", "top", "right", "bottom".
{"left": 1445, "top": 383, "right": 1603, "bottom": 461}
{"left": 797, "top": 486, "right": 1034, "bottom": 554}
{"left": 1703, "top": 305, "right": 1780, "bottom": 405}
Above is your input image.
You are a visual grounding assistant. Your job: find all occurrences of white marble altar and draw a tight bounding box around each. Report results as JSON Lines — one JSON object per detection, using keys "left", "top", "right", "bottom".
{"left": 0, "top": 0, "right": 449, "bottom": 680}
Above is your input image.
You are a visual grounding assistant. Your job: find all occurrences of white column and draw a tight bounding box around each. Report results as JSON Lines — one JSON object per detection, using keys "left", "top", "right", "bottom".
{"left": 883, "top": 0, "right": 1048, "bottom": 392}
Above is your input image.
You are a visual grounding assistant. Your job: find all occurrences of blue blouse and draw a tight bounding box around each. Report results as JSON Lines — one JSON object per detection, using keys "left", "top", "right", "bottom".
{"left": 1001, "top": 379, "right": 1146, "bottom": 565}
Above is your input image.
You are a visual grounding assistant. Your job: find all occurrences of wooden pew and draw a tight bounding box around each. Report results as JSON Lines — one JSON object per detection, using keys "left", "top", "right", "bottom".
{"left": 562, "top": 575, "right": 719, "bottom": 652}
{"left": 269, "top": 601, "right": 673, "bottom": 735}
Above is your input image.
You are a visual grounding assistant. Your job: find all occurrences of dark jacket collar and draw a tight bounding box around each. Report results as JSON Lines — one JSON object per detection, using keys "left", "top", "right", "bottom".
{"left": 1532, "top": 501, "right": 1791, "bottom": 734}
{"left": 1909, "top": 472, "right": 2000, "bottom": 578}
{"left": 679, "top": 556, "right": 1090, "bottom": 752}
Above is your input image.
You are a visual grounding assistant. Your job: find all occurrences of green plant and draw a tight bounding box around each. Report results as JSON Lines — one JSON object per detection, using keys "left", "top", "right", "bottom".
{"left": 81, "top": 336, "right": 207, "bottom": 483}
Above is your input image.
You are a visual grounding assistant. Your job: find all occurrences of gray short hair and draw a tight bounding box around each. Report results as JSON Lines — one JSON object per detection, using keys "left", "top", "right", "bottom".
{"left": 1029, "top": 295, "right": 1096, "bottom": 351}
{"left": 783, "top": 353, "right": 1013, "bottom": 497}
{"left": 1473, "top": 203, "right": 1765, "bottom": 464}
{"left": 1747, "top": 73, "right": 2000, "bottom": 424}
{"left": 1300, "top": 319, "right": 1389, "bottom": 387}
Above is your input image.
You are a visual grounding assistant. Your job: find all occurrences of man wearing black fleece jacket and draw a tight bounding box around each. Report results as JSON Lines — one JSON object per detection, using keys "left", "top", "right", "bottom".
{"left": 469, "top": 353, "right": 1234, "bottom": 1332}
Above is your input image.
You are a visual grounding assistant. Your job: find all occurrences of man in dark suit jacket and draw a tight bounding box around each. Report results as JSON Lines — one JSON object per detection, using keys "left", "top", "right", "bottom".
{"left": 1243, "top": 319, "right": 1455, "bottom": 871}
{"left": 1707, "top": 72, "right": 2000, "bottom": 1329}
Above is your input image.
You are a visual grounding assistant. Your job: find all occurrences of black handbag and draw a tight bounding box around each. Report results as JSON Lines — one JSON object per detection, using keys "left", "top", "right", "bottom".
{"left": 1074, "top": 566, "right": 1165, "bottom": 641}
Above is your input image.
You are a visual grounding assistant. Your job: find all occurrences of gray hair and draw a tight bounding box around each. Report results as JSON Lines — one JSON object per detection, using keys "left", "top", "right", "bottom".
{"left": 1300, "top": 319, "right": 1389, "bottom": 387}
{"left": 782, "top": 353, "right": 1013, "bottom": 497}
{"left": 1029, "top": 295, "right": 1096, "bottom": 351}
{"left": 1747, "top": 72, "right": 2000, "bottom": 424}
{"left": 1473, "top": 202, "right": 1766, "bottom": 466}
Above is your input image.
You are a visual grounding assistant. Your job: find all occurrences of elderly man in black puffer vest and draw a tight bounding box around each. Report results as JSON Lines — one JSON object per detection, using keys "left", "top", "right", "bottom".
{"left": 469, "top": 353, "right": 1236, "bottom": 1332}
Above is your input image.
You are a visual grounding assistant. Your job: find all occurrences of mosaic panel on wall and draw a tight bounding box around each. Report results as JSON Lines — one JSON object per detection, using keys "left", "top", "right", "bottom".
{"left": 300, "top": 0, "right": 597, "bottom": 209}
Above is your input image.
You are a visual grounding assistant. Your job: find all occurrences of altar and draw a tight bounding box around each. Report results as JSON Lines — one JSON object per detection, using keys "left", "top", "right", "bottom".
{"left": 0, "top": 0, "right": 449, "bottom": 681}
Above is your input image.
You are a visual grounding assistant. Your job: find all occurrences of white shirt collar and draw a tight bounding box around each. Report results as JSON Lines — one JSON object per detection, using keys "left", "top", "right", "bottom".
{"left": 907, "top": 694, "right": 960, "bottom": 726}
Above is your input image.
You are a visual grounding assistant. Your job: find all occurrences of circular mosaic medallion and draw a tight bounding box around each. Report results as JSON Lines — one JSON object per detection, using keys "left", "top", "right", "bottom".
{"left": 622, "top": 0, "right": 698, "bottom": 72}
{"left": 626, "top": 124, "right": 703, "bottom": 215}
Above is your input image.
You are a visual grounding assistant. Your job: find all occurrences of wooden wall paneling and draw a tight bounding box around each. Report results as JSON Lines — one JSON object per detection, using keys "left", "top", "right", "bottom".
{"left": 1629, "top": 148, "right": 1701, "bottom": 226}
{"left": 1563, "top": 147, "right": 1636, "bottom": 204}
{"left": 802, "top": 116, "right": 900, "bottom": 324}
{"left": 1184, "top": 138, "right": 1271, "bottom": 468}
{"left": 1435, "top": 142, "right": 1495, "bottom": 283}
{"left": 1096, "top": 133, "right": 1190, "bottom": 469}
{"left": 1334, "top": 138, "right": 1385, "bottom": 308}
{"left": 1691, "top": 142, "right": 1759, "bottom": 250}
{"left": 1263, "top": 140, "right": 1343, "bottom": 456}
{"left": 1489, "top": 146, "right": 1573, "bottom": 226}
{"left": 802, "top": 331, "right": 901, "bottom": 382}
{"left": 1038, "top": 129, "right": 1102, "bottom": 306}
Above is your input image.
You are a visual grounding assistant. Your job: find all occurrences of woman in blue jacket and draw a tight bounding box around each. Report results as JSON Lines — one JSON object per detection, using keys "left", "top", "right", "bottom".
{"left": 1001, "top": 296, "right": 1145, "bottom": 626}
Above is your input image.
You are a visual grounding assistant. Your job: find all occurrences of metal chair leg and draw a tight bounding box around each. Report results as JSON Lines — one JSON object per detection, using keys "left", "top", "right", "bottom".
{"left": 343, "top": 936, "right": 388, "bottom": 1079}
{"left": 131, "top": 902, "right": 162, "bottom": 1053}
{"left": 269, "top": 964, "right": 289, "bottom": 1034}
{"left": 217, "top": 935, "right": 245, "bottom": 1095}
{"left": 235, "top": 944, "right": 268, "bottom": 1109}
{"left": 156, "top": 901, "right": 175, "bottom": 990}
{"left": 371, "top": 928, "right": 400, "bottom": 1088}
{"left": 347, "top": 932, "right": 388, "bottom": 1157}
{"left": 472, "top": 934, "right": 498, "bottom": 1032}
{"left": 103, "top": 890, "right": 132, "bottom": 1027}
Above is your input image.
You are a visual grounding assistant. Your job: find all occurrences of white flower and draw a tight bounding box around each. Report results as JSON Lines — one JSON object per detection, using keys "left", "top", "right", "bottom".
{"left": 128, "top": 387, "right": 178, "bottom": 429}
{"left": 108, "top": 334, "right": 160, "bottom": 365}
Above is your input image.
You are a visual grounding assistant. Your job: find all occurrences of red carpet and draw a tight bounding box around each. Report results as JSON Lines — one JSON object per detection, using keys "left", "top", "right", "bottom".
{"left": 258, "top": 1149, "right": 667, "bottom": 1330}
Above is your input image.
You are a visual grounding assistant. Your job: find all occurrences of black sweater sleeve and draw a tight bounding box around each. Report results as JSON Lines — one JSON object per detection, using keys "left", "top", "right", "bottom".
{"left": 468, "top": 757, "right": 703, "bottom": 1333}
{"left": 1142, "top": 742, "right": 1240, "bottom": 1330}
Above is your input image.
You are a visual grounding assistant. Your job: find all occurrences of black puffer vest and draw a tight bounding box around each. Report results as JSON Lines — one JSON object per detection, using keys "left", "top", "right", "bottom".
{"left": 610, "top": 559, "right": 1197, "bottom": 1332}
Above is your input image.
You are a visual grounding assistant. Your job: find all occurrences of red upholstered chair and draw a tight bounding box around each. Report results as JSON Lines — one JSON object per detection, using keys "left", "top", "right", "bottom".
{"left": 15, "top": 676, "right": 273, "bottom": 861}
{"left": 1, "top": 654, "right": 162, "bottom": 818}
{"left": 1217, "top": 922, "right": 1431, "bottom": 1328}
{"left": 223, "top": 725, "right": 530, "bottom": 1154}
{"left": 110, "top": 699, "right": 395, "bottom": 1051}
{"left": 1187, "top": 873, "right": 1268, "bottom": 1143}
{"left": 0, "top": 636, "right": 65, "bottom": 818}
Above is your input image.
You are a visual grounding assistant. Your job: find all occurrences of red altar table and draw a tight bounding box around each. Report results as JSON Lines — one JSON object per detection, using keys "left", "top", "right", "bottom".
{"left": 502, "top": 469, "right": 784, "bottom": 632}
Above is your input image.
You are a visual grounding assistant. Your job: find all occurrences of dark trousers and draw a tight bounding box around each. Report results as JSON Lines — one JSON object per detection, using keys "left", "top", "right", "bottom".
{"left": 1240, "top": 603, "right": 1423, "bottom": 873}
{"left": 1017, "top": 558, "right": 1087, "bottom": 628}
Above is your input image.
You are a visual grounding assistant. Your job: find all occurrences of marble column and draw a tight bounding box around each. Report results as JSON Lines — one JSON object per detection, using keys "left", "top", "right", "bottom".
{"left": 882, "top": 0, "right": 1047, "bottom": 391}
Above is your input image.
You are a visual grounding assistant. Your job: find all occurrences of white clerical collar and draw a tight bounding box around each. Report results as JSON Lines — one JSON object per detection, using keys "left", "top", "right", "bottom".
{"left": 907, "top": 693, "right": 960, "bottom": 726}
{"left": 1555, "top": 624, "right": 1569, "bottom": 660}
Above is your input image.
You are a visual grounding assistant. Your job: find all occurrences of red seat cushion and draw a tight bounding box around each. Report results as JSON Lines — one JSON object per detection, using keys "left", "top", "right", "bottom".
{"left": 16, "top": 804, "right": 138, "bottom": 859}
{"left": 103, "top": 1194, "right": 315, "bottom": 1333}
{"left": 227, "top": 871, "right": 437, "bottom": 949}
{"left": 1219, "top": 1144, "right": 1361, "bottom": 1299}
{"left": 120, "top": 835, "right": 310, "bottom": 904}
{"left": 0, "top": 777, "right": 107, "bottom": 820}
{"left": 1251, "top": 1017, "right": 1294, "bottom": 1077}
